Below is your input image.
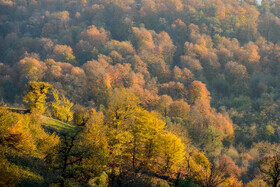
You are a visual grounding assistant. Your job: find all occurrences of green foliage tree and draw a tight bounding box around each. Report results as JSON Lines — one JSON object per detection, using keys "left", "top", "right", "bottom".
{"left": 199, "top": 126, "right": 224, "bottom": 159}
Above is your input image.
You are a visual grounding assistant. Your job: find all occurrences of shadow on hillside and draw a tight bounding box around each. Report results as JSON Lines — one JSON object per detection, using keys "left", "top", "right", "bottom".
{"left": 6, "top": 154, "right": 60, "bottom": 187}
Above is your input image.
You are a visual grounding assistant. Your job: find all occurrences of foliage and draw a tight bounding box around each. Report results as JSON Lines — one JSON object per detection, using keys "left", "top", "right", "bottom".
{"left": 199, "top": 126, "right": 224, "bottom": 159}
{"left": 0, "top": 107, "right": 35, "bottom": 154}
{"left": 51, "top": 89, "right": 73, "bottom": 122}
{"left": 257, "top": 154, "right": 280, "bottom": 187}
{"left": 23, "top": 82, "right": 52, "bottom": 113}
{"left": 2, "top": 0, "right": 280, "bottom": 185}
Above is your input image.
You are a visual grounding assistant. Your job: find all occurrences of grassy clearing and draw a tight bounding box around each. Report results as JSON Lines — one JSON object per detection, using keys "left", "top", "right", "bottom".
{"left": 41, "top": 116, "right": 78, "bottom": 135}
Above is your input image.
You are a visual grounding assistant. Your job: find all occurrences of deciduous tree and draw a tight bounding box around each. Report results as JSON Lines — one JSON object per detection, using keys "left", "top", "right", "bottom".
{"left": 23, "top": 81, "right": 52, "bottom": 113}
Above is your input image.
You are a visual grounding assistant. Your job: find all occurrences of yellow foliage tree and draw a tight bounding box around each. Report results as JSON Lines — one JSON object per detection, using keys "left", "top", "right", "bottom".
{"left": 0, "top": 108, "right": 35, "bottom": 154}
{"left": 78, "top": 109, "right": 108, "bottom": 181}
{"left": 186, "top": 150, "right": 212, "bottom": 183}
{"left": 23, "top": 81, "right": 52, "bottom": 114}
{"left": 159, "top": 132, "right": 185, "bottom": 173}
{"left": 51, "top": 89, "right": 73, "bottom": 122}
{"left": 106, "top": 88, "right": 186, "bottom": 176}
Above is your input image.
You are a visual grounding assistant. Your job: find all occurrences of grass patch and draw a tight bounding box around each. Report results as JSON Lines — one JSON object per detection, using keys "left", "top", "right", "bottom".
{"left": 41, "top": 116, "right": 78, "bottom": 135}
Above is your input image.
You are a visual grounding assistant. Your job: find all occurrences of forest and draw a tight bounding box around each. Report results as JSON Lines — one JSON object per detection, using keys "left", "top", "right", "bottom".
{"left": 0, "top": 0, "right": 280, "bottom": 186}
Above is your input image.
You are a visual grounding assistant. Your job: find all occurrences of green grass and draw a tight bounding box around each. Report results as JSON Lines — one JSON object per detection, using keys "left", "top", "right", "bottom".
{"left": 41, "top": 116, "right": 79, "bottom": 135}
{"left": 4, "top": 148, "right": 59, "bottom": 186}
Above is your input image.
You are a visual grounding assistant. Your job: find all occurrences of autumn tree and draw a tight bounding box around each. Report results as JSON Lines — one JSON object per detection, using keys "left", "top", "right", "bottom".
{"left": 72, "top": 104, "right": 88, "bottom": 125}
{"left": 23, "top": 81, "right": 52, "bottom": 113}
{"left": 18, "top": 56, "right": 47, "bottom": 82}
{"left": 159, "top": 132, "right": 185, "bottom": 173}
{"left": 83, "top": 60, "right": 112, "bottom": 105}
{"left": 257, "top": 154, "right": 280, "bottom": 187}
{"left": 0, "top": 107, "right": 60, "bottom": 185}
{"left": 225, "top": 61, "right": 249, "bottom": 95}
{"left": 185, "top": 150, "right": 212, "bottom": 184}
{"left": 159, "top": 81, "right": 187, "bottom": 100}
{"left": 105, "top": 88, "right": 185, "bottom": 176}
{"left": 59, "top": 109, "right": 108, "bottom": 185}
{"left": 80, "top": 25, "right": 109, "bottom": 50}
{"left": 153, "top": 95, "right": 173, "bottom": 117}
{"left": 52, "top": 44, "right": 77, "bottom": 65}
{"left": 188, "top": 80, "right": 211, "bottom": 105}
{"left": 105, "top": 88, "right": 139, "bottom": 171}
{"left": 0, "top": 107, "right": 35, "bottom": 154}
{"left": 0, "top": 156, "right": 19, "bottom": 186}
{"left": 215, "top": 154, "right": 241, "bottom": 185}
{"left": 53, "top": 107, "right": 107, "bottom": 186}
{"left": 51, "top": 89, "right": 73, "bottom": 122}
{"left": 168, "top": 100, "right": 190, "bottom": 119}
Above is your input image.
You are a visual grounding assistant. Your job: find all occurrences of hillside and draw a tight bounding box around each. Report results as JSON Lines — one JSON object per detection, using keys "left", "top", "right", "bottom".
{"left": 1, "top": 0, "right": 280, "bottom": 186}
{"left": 41, "top": 116, "right": 78, "bottom": 135}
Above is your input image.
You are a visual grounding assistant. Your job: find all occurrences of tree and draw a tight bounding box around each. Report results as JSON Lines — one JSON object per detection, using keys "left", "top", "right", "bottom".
{"left": 159, "top": 82, "right": 187, "bottom": 100}
{"left": 80, "top": 25, "right": 109, "bottom": 50}
{"left": 0, "top": 107, "right": 35, "bottom": 154}
{"left": 213, "top": 154, "right": 241, "bottom": 186}
{"left": 18, "top": 57, "right": 47, "bottom": 82}
{"left": 186, "top": 150, "right": 212, "bottom": 184}
{"left": 105, "top": 88, "right": 185, "bottom": 176}
{"left": 28, "top": 112, "right": 60, "bottom": 158}
{"left": 168, "top": 100, "right": 190, "bottom": 119}
{"left": 199, "top": 126, "right": 224, "bottom": 159}
{"left": 83, "top": 60, "right": 112, "bottom": 105}
{"left": 52, "top": 11, "right": 70, "bottom": 31}
{"left": 51, "top": 89, "right": 73, "bottom": 122}
{"left": 159, "top": 132, "right": 185, "bottom": 173}
{"left": 23, "top": 81, "right": 52, "bottom": 113}
{"left": 225, "top": 61, "right": 249, "bottom": 95}
{"left": 173, "top": 66, "right": 182, "bottom": 81}
{"left": 105, "top": 88, "right": 139, "bottom": 170}
{"left": 188, "top": 81, "right": 211, "bottom": 105}
{"left": 129, "top": 27, "right": 155, "bottom": 52}
{"left": 130, "top": 109, "right": 166, "bottom": 173}
{"left": 257, "top": 154, "right": 280, "bottom": 187}
{"left": 180, "top": 56, "right": 203, "bottom": 75}
{"left": 52, "top": 44, "right": 77, "bottom": 65}
{"left": 53, "top": 108, "right": 107, "bottom": 186}
{"left": 106, "top": 40, "right": 135, "bottom": 57}
{"left": 154, "top": 31, "right": 176, "bottom": 65}
{"left": 75, "top": 109, "right": 108, "bottom": 184}
{"left": 153, "top": 95, "right": 173, "bottom": 117}
{"left": 72, "top": 104, "right": 88, "bottom": 125}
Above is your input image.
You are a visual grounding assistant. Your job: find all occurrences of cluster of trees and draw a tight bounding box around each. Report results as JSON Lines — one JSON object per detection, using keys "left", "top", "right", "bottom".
{"left": 0, "top": 82, "right": 278, "bottom": 186}
{"left": 1, "top": 0, "right": 280, "bottom": 186}
{"left": 0, "top": 85, "right": 241, "bottom": 186}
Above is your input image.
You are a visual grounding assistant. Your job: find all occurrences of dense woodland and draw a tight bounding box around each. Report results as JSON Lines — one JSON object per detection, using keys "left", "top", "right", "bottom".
{"left": 1, "top": 0, "right": 280, "bottom": 186}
